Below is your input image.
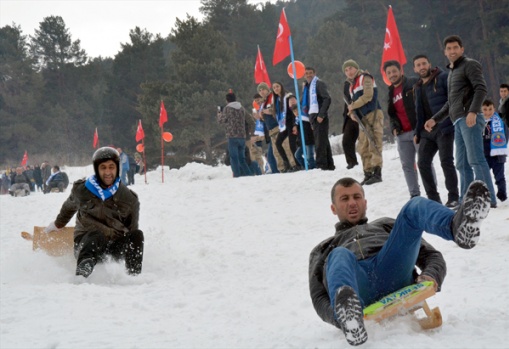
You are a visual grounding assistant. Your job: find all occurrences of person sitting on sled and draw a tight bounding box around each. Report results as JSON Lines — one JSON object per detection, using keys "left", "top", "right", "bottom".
{"left": 44, "top": 147, "right": 144, "bottom": 278}
{"left": 309, "top": 177, "right": 491, "bottom": 346}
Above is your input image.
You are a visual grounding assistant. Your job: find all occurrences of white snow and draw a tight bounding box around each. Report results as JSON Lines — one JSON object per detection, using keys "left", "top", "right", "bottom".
{"left": 1, "top": 142, "right": 508, "bottom": 348}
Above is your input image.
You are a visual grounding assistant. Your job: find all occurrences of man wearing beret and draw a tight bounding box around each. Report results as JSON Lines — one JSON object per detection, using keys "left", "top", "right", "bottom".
{"left": 343, "top": 60, "right": 384, "bottom": 185}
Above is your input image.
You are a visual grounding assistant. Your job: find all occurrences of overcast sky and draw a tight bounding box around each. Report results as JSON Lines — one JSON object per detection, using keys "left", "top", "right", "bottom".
{"left": 1, "top": 0, "right": 272, "bottom": 59}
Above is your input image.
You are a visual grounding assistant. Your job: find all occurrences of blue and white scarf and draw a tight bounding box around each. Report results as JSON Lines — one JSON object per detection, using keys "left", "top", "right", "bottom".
{"left": 309, "top": 76, "right": 319, "bottom": 114}
{"left": 275, "top": 94, "right": 288, "bottom": 131}
{"left": 487, "top": 113, "right": 508, "bottom": 156}
{"left": 254, "top": 119, "right": 265, "bottom": 136}
{"left": 85, "top": 175, "right": 120, "bottom": 201}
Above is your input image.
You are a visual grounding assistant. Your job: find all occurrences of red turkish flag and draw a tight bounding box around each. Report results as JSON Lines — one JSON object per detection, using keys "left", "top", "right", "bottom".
{"left": 21, "top": 150, "right": 28, "bottom": 166}
{"left": 93, "top": 127, "right": 99, "bottom": 148}
{"left": 254, "top": 46, "right": 271, "bottom": 86}
{"left": 159, "top": 100, "right": 168, "bottom": 128}
{"left": 380, "top": 6, "right": 407, "bottom": 85}
{"left": 272, "top": 8, "right": 291, "bottom": 66}
{"left": 136, "top": 120, "right": 145, "bottom": 142}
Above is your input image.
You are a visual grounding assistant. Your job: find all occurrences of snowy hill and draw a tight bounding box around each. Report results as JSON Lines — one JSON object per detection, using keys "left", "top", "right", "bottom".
{"left": 1, "top": 143, "right": 508, "bottom": 348}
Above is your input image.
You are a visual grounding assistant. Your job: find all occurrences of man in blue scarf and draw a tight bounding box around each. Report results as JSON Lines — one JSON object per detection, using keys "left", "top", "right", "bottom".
{"left": 44, "top": 147, "right": 144, "bottom": 278}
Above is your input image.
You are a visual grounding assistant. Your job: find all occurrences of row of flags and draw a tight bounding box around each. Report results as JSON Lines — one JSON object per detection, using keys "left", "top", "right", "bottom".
{"left": 254, "top": 6, "right": 406, "bottom": 87}
{"left": 92, "top": 101, "right": 168, "bottom": 148}
{"left": 18, "top": 7, "right": 406, "bottom": 172}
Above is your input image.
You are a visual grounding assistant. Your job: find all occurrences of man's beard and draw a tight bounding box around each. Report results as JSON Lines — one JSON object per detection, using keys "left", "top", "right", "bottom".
{"left": 419, "top": 68, "right": 431, "bottom": 79}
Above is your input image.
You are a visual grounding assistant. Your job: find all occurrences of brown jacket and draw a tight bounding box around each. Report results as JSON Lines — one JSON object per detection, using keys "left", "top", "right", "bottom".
{"left": 55, "top": 179, "right": 139, "bottom": 241}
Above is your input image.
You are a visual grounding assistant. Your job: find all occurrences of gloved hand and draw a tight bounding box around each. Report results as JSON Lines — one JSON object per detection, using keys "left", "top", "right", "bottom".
{"left": 44, "top": 221, "right": 61, "bottom": 233}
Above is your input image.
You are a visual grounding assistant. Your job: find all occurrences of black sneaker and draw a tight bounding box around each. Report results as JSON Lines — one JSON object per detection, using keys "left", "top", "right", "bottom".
{"left": 76, "top": 258, "right": 95, "bottom": 278}
{"left": 334, "top": 286, "right": 368, "bottom": 346}
{"left": 452, "top": 181, "right": 490, "bottom": 249}
{"left": 445, "top": 200, "right": 459, "bottom": 209}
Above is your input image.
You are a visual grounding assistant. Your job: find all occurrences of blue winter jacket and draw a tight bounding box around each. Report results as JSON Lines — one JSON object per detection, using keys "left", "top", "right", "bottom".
{"left": 414, "top": 67, "right": 454, "bottom": 140}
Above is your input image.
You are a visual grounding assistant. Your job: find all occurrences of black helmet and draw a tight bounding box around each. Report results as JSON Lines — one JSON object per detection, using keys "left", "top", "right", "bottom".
{"left": 92, "top": 147, "right": 120, "bottom": 180}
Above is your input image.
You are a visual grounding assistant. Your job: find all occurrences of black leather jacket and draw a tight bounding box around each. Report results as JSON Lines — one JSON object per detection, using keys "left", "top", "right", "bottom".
{"left": 308, "top": 217, "right": 446, "bottom": 329}
{"left": 432, "top": 55, "right": 487, "bottom": 124}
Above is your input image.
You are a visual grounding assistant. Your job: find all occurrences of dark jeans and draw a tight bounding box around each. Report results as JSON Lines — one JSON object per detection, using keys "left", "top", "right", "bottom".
{"left": 311, "top": 117, "right": 335, "bottom": 170}
{"left": 418, "top": 129, "right": 459, "bottom": 203}
{"left": 266, "top": 142, "right": 279, "bottom": 174}
{"left": 486, "top": 156, "right": 507, "bottom": 201}
{"left": 275, "top": 130, "right": 294, "bottom": 168}
{"left": 228, "top": 138, "right": 252, "bottom": 177}
{"left": 74, "top": 230, "right": 144, "bottom": 274}
{"left": 342, "top": 117, "right": 359, "bottom": 167}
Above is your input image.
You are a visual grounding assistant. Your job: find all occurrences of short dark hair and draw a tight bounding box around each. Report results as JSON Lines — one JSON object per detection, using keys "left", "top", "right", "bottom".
{"left": 412, "top": 54, "right": 429, "bottom": 65}
{"left": 500, "top": 84, "right": 509, "bottom": 90}
{"left": 443, "top": 35, "right": 463, "bottom": 48}
{"left": 305, "top": 66, "right": 315, "bottom": 73}
{"left": 330, "top": 177, "right": 364, "bottom": 202}
{"left": 226, "top": 91, "right": 236, "bottom": 103}
{"left": 253, "top": 93, "right": 262, "bottom": 99}
{"left": 482, "top": 99, "right": 494, "bottom": 107}
{"left": 53, "top": 165, "right": 60, "bottom": 171}
{"left": 383, "top": 60, "right": 401, "bottom": 72}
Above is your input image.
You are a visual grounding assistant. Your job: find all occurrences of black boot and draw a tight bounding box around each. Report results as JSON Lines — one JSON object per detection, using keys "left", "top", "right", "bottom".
{"left": 360, "top": 171, "right": 372, "bottom": 186}
{"left": 452, "top": 181, "right": 490, "bottom": 249}
{"left": 364, "top": 166, "right": 382, "bottom": 185}
{"left": 334, "top": 286, "right": 368, "bottom": 346}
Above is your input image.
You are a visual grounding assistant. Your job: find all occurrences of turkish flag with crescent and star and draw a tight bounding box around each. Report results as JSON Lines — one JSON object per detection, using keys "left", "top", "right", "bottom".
{"left": 254, "top": 46, "right": 271, "bottom": 85}
{"left": 380, "top": 6, "right": 406, "bottom": 86}
{"left": 272, "top": 8, "right": 291, "bottom": 66}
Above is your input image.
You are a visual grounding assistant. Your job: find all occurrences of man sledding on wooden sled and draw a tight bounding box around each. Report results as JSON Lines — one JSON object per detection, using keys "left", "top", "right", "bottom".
{"left": 43, "top": 147, "right": 144, "bottom": 278}
{"left": 309, "top": 177, "right": 491, "bottom": 346}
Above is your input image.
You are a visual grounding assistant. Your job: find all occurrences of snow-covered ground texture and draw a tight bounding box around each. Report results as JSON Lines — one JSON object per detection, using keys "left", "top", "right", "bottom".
{"left": 1, "top": 143, "right": 508, "bottom": 349}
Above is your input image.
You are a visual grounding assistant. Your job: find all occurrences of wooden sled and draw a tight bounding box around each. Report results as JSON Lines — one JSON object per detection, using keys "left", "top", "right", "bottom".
{"left": 21, "top": 226, "right": 74, "bottom": 256}
{"left": 363, "top": 281, "right": 442, "bottom": 329}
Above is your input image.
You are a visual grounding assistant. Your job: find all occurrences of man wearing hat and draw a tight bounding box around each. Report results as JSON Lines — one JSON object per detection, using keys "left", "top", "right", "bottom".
{"left": 343, "top": 59, "right": 384, "bottom": 185}
{"left": 43, "top": 147, "right": 144, "bottom": 278}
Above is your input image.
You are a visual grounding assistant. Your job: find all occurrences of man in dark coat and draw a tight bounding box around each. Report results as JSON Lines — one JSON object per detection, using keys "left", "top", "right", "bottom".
{"left": 302, "top": 67, "right": 335, "bottom": 171}
{"left": 44, "top": 147, "right": 144, "bottom": 278}
{"left": 425, "top": 35, "right": 496, "bottom": 207}
{"left": 309, "top": 177, "right": 491, "bottom": 346}
{"left": 413, "top": 54, "right": 459, "bottom": 208}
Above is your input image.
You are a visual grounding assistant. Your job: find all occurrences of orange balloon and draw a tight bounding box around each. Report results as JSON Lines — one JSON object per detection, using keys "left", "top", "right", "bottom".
{"left": 136, "top": 143, "right": 144, "bottom": 152}
{"left": 287, "top": 61, "right": 305, "bottom": 79}
{"left": 162, "top": 132, "right": 173, "bottom": 142}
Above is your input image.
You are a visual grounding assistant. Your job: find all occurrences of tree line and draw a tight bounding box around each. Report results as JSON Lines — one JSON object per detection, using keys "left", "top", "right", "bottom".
{"left": 1, "top": 0, "right": 508, "bottom": 168}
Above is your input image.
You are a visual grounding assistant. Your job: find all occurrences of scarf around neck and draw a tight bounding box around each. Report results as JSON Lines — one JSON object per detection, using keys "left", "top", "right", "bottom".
{"left": 309, "top": 76, "right": 319, "bottom": 114}
{"left": 85, "top": 174, "right": 120, "bottom": 201}
{"left": 486, "top": 113, "right": 508, "bottom": 156}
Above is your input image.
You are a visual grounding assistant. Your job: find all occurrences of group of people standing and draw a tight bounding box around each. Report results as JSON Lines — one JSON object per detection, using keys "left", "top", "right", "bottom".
{"left": 341, "top": 35, "right": 507, "bottom": 209}
{"left": 217, "top": 67, "right": 336, "bottom": 177}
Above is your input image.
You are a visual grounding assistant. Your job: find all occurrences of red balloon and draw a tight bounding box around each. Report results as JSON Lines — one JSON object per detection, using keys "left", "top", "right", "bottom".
{"left": 136, "top": 143, "right": 144, "bottom": 152}
{"left": 287, "top": 61, "right": 305, "bottom": 79}
{"left": 162, "top": 132, "right": 173, "bottom": 142}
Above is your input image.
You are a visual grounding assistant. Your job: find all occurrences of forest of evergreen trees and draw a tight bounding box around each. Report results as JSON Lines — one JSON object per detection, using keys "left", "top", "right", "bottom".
{"left": 1, "top": 0, "right": 508, "bottom": 168}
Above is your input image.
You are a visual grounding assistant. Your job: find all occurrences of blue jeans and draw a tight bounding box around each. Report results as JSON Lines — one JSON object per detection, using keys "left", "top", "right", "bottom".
{"left": 266, "top": 142, "right": 279, "bottom": 174}
{"left": 295, "top": 145, "right": 316, "bottom": 169}
{"left": 228, "top": 138, "right": 252, "bottom": 178}
{"left": 326, "top": 197, "right": 454, "bottom": 309}
{"left": 120, "top": 168, "right": 128, "bottom": 184}
{"left": 455, "top": 115, "right": 497, "bottom": 205}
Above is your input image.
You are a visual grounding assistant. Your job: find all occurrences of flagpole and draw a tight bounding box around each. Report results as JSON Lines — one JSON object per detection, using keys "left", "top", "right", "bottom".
{"left": 161, "top": 126, "right": 164, "bottom": 183}
{"left": 288, "top": 35, "right": 308, "bottom": 170}
{"left": 142, "top": 137, "right": 147, "bottom": 184}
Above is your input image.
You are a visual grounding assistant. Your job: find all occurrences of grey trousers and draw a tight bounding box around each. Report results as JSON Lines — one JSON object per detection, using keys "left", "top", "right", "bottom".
{"left": 396, "top": 131, "right": 421, "bottom": 197}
